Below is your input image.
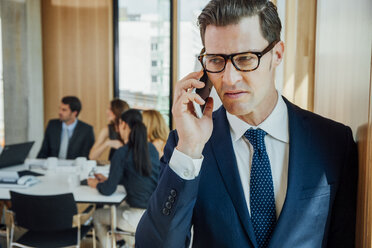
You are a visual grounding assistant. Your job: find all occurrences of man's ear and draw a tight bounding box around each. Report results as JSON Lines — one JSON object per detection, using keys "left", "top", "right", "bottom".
{"left": 72, "top": 111, "right": 78, "bottom": 118}
{"left": 272, "top": 40, "right": 284, "bottom": 67}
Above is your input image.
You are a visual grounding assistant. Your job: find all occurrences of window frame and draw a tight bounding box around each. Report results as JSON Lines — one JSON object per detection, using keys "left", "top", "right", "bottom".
{"left": 113, "top": 0, "right": 174, "bottom": 129}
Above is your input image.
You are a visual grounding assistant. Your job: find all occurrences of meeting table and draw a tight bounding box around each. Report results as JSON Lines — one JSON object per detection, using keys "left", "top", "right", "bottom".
{"left": 0, "top": 158, "right": 126, "bottom": 246}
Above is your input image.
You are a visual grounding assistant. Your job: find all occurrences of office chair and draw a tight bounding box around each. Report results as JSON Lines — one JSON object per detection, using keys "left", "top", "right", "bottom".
{"left": 107, "top": 227, "right": 135, "bottom": 248}
{"left": 7, "top": 191, "right": 96, "bottom": 248}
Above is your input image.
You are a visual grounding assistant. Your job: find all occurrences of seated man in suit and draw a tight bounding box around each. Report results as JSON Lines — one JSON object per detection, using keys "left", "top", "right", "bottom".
{"left": 136, "top": 0, "right": 358, "bottom": 247}
{"left": 37, "top": 96, "right": 95, "bottom": 159}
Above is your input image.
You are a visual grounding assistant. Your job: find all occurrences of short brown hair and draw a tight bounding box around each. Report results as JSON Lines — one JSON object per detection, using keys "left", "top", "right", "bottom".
{"left": 110, "top": 99, "right": 130, "bottom": 126}
{"left": 62, "top": 96, "right": 81, "bottom": 117}
{"left": 198, "top": 0, "right": 281, "bottom": 46}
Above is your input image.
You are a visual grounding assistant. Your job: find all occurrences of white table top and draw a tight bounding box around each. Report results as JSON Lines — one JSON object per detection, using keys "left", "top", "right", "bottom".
{"left": 0, "top": 161, "right": 126, "bottom": 204}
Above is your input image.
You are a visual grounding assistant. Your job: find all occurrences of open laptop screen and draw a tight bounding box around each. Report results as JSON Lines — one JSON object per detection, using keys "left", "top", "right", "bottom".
{"left": 0, "top": 142, "right": 34, "bottom": 169}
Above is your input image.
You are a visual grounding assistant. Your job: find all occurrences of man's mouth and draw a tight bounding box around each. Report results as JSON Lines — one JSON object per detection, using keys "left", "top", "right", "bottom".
{"left": 224, "top": 90, "right": 247, "bottom": 99}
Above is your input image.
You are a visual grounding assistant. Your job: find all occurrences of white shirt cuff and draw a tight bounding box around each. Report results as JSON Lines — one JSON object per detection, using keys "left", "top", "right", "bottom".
{"left": 169, "top": 148, "right": 204, "bottom": 180}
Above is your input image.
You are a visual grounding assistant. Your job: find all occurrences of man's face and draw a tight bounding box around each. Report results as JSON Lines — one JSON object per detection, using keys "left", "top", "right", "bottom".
{"left": 204, "top": 16, "right": 282, "bottom": 123}
{"left": 58, "top": 103, "right": 76, "bottom": 123}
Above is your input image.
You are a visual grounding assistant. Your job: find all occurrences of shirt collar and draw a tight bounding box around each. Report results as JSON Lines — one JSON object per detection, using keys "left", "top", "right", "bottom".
{"left": 227, "top": 92, "right": 289, "bottom": 143}
{"left": 62, "top": 118, "right": 78, "bottom": 133}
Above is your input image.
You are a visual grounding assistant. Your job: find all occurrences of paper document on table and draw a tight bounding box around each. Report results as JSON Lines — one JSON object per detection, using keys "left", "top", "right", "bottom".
{"left": 0, "top": 171, "right": 25, "bottom": 187}
{"left": 0, "top": 172, "right": 40, "bottom": 188}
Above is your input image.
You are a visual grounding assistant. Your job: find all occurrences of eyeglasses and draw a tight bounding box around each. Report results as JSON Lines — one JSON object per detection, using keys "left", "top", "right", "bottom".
{"left": 198, "top": 40, "right": 279, "bottom": 73}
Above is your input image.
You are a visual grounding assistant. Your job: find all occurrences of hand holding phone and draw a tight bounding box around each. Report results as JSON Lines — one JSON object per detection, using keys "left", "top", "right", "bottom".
{"left": 192, "top": 70, "right": 213, "bottom": 118}
{"left": 171, "top": 70, "right": 214, "bottom": 158}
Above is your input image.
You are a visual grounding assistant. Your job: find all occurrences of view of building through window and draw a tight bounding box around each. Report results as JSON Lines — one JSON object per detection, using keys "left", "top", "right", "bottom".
{"left": 178, "top": 0, "right": 210, "bottom": 80}
{"left": 118, "top": 0, "right": 216, "bottom": 125}
{"left": 178, "top": 0, "right": 222, "bottom": 110}
{"left": 118, "top": 0, "right": 170, "bottom": 124}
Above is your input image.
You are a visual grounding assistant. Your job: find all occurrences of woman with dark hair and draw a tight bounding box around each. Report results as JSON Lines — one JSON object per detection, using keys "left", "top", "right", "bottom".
{"left": 88, "top": 109, "right": 160, "bottom": 247}
{"left": 89, "top": 99, "right": 130, "bottom": 160}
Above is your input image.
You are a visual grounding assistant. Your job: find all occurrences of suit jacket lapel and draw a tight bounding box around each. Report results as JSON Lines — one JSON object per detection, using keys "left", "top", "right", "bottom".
{"left": 269, "top": 97, "right": 312, "bottom": 246}
{"left": 55, "top": 121, "right": 62, "bottom": 154}
{"left": 67, "top": 120, "right": 81, "bottom": 156}
{"left": 210, "top": 107, "right": 258, "bottom": 247}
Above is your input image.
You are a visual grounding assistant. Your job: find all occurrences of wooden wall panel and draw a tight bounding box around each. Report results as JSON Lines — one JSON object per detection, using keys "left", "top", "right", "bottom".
{"left": 282, "top": 0, "right": 316, "bottom": 111}
{"left": 355, "top": 52, "right": 372, "bottom": 248}
{"left": 367, "top": 96, "right": 372, "bottom": 246}
{"left": 356, "top": 123, "right": 371, "bottom": 247}
{"left": 314, "top": 0, "right": 372, "bottom": 246}
{"left": 41, "top": 0, "right": 113, "bottom": 159}
{"left": 314, "top": 0, "right": 371, "bottom": 134}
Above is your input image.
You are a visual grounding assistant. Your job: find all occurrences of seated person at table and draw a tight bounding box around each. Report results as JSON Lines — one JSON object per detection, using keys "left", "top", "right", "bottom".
{"left": 37, "top": 96, "right": 95, "bottom": 159}
{"left": 142, "top": 109, "right": 169, "bottom": 158}
{"left": 88, "top": 109, "right": 160, "bottom": 247}
{"left": 89, "top": 99, "right": 130, "bottom": 161}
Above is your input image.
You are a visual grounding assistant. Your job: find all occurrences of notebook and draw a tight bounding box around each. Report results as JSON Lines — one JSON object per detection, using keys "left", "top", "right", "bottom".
{"left": 0, "top": 141, "right": 35, "bottom": 169}
{"left": 0, "top": 171, "right": 40, "bottom": 188}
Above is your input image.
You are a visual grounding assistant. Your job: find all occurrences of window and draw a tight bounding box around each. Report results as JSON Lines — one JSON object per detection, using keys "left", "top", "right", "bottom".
{"left": 117, "top": 0, "right": 170, "bottom": 124}
{"left": 151, "top": 43, "right": 158, "bottom": 51}
{"left": 151, "top": 75, "right": 157, "bottom": 83}
{"left": 177, "top": 0, "right": 223, "bottom": 110}
{"left": 178, "top": 0, "right": 210, "bottom": 79}
{"left": 115, "top": 0, "right": 218, "bottom": 125}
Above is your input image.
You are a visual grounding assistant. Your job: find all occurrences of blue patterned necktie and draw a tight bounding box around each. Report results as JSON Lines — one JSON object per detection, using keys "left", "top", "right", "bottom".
{"left": 245, "top": 128, "right": 276, "bottom": 248}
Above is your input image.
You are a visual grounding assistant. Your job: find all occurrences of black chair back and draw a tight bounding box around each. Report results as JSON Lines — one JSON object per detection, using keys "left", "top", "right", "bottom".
{"left": 10, "top": 191, "right": 77, "bottom": 231}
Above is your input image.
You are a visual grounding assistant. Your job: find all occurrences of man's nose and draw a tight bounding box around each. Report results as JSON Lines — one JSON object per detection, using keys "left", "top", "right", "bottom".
{"left": 222, "top": 60, "right": 242, "bottom": 86}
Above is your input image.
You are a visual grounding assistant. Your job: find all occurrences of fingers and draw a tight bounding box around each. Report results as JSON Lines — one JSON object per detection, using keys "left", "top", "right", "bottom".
{"left": 180, "top": 70, "right": 204, "bottom": 86}
{"left": 202, "top": 97, "right": 214, "bottom": 119}
{"left": 172, "top": 90, "right": 206, "bottom": 117}
{"left": 94, "top": 173, "right": 107, "bottom": 183}
{"left": 181, "top": 91, "right": 205, "bottom": 105}
{"left": 87, "top": 178, "right": 96, "bottom": 188}
{"left": 174, "top": 71, "right": 204, "bottom": 101}
{"left": 94, "top": 173, "right": 104, "bottom": 180}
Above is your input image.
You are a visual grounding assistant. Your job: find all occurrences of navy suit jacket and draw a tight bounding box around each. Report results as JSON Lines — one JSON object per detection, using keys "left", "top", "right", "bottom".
{"left": 37, "top": 119, "right": 95, "bottom": 159}
{"left": 136, "top": 98, "right": 358, "bottom": 248}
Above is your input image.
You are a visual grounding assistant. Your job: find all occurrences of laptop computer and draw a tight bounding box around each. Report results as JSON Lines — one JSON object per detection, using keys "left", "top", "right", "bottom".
{"left": 0, "top": 141, "right": 35, "bottom": 169}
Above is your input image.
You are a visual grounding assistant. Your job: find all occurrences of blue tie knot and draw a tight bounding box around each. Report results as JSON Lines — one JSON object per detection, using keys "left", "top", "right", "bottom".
{"left": 244, "top": 128, "right": 267, "bottom": 152}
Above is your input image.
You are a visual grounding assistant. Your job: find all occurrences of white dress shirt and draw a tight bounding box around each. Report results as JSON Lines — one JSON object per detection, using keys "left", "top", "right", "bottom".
{"left": 169, "top": 93, "right": 289, "bottom": 218}
{"left": 61, "top": 118, "right": 78, "bottom": 140}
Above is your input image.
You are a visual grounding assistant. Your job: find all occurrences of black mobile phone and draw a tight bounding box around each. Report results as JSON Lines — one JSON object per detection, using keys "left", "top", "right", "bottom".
{"left": 192, "top": 71, "right": 213, "bottom": 118}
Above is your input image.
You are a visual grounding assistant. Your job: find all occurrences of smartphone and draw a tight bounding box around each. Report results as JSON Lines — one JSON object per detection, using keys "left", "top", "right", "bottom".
{"left": 192, "top": 71, "right": 213, "bottom": 118}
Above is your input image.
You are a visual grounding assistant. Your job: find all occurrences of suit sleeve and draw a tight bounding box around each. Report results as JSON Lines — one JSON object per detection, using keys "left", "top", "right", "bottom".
{"left": 326, "top": 126, "right": 358, "bottom": 247}
{"left": 80, "top": 125, "right": 95, "bottom": 158}
{"left": 135, "top": 130, "right": 200, "bottom": 248}
{"left": 37, "top": 122, "right": 51, "bottom": 158}
{"left": 97, "top": 147, "right": 125, "bottom": 195}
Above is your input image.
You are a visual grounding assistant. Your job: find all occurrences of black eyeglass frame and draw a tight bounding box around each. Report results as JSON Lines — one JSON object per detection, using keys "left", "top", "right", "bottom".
{"left": 198, "top": 40, "right": 279, "bottom": 73}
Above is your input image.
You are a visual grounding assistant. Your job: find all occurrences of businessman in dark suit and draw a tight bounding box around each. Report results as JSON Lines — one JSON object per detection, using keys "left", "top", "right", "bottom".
{"left": 37, "top": 96, "right": 95, "bottom": 159}
{"left": 136, "top": 0, "right": 358, "bottom": 247}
